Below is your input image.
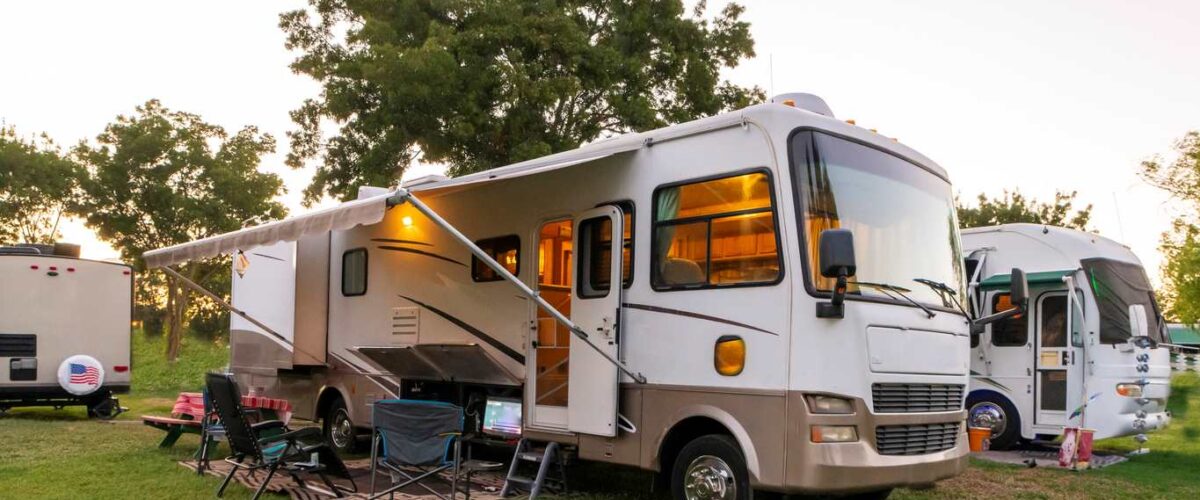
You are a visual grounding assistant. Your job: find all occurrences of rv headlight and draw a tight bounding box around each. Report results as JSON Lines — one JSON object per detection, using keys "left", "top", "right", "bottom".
{"left": 810, "top": 425, "right": 858, "bottom": 443}
{"left": 805, "top": 394, "right": 855, "bottom": 414}
{"left": 1116, "top": 383, "right": 1144, "bottom": 398}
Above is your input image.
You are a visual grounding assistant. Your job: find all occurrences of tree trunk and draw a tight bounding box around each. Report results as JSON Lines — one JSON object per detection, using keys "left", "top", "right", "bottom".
{"left": 164, "top": 272, "right": 192, "bottom": 362}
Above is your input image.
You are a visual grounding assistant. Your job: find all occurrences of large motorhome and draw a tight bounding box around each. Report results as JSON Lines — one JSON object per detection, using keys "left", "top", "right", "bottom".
{"left": 0, "top": 243, "right": 132, "bottom": 418}
{"left": 146, "top": 93, "right": 1000, "bottom": 498}
{"left": 962, "top": 224, "right": 1171, "bottom": 449}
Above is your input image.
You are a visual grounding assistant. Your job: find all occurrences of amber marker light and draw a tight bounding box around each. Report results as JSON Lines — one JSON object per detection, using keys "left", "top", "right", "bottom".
{"left": 714, "top": 335, "right": 745, "bottom": 376}
{"left": 401, "top": 215, "right": 414, "bottom": 227}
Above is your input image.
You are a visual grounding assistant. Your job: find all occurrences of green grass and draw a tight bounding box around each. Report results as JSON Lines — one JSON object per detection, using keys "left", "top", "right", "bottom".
{"left": 3, "top": 337, "right": 1200, "bottom": 499}
{"left": 891, "top": 372, "right": 1200, "bottom": 499}
{"left": 131, "top": 329, "right": 230, "bottom": 394}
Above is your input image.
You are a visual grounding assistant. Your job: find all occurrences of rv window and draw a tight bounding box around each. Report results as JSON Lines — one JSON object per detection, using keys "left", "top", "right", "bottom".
{"left": 342, "top": 248, "right": 368, "bottom": 296}
{"left": 1040, "top": 295, "right": 1068, "bottom": 348}
{"left": 577, "top": 216, "right": 614, "bottom": 298}
{"left": 652, "top": 171, "right": 782, "bottom": 290}
{"left": 472, "top": 235, "right": 520, "bottom": 282}
{"left": 990, "top": 293, "right": 1027, "bottom": 347}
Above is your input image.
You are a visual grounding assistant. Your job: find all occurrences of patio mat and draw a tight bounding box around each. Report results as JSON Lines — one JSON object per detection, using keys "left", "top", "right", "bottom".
{"left": 973, "top": 448, "right": 1127, "bottom": 470}
{"left": 179, "top": 458, "right": 507, "bottom": 499}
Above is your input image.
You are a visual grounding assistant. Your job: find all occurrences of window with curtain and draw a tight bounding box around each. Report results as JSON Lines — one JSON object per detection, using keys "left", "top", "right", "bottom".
{"left": 472, "top": 235, "right": 520, "bottom": 282}
{"left": 652, "top": 171, "right": 781, "bottom": 290}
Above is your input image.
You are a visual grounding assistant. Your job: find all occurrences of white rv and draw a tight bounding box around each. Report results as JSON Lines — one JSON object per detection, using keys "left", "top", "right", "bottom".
{"left": 0, "top": 243, "right": 132, "bottom": 418}
{"left": 146, "top": 93, "right": 1010, "bottom": 498}
{"left": 962, "top": 224, "right": 1171, "bottom": 449}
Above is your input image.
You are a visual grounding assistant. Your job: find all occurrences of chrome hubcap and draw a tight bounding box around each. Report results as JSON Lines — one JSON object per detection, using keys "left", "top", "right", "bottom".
{"left": 684, "top": 455, "right": 737, "bottom": 500}
{"left": 968, "top": 402, "right": 1007, "bottom": 437}
{"left": 331, "top": 409, "right": 353, "bottom": 448}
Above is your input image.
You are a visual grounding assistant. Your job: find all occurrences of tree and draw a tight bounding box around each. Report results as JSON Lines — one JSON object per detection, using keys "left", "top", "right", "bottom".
{"left": 280, "top": 0, "right": 763, "bottom": 204}
{"left": 1141, "top": 131, "right": 1200, "bottom": 324}
{"left": 956, "top": 189, "right": 1092, "bottom": 231}
{"left": 0, "top": 127, "right": 81, "bottom": 244}
{"left": 73, "top": 100, "right": 287, "bottom": 361}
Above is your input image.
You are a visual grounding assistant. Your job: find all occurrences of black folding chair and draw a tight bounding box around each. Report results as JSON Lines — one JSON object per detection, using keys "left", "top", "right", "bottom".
{"left": 205, "top": 373, "right": 356, "bottom": 500}
{"left": 369, "top": 399, "right": 498, "bottom": 500}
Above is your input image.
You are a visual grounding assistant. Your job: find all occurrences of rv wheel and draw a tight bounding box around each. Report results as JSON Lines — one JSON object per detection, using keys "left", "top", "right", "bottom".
{"left": 671, "top": 434, "right": 750, "bottom": 500}
{"left": 967, "top": 394, "right": 1020, "bottom": 450}
{"left": 323, "top": 398, "right": 358, "bottom": 453}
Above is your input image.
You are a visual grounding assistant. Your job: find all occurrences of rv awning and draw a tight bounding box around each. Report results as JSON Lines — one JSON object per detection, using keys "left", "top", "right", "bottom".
{"left": 979, "top": 270, "right": 1075, "bottom": 290}
{"left": 143, "top": 192, "right": 392, "bottom": 269}
{"left": 143, "top": 137, "right": 644, "bottom": 269}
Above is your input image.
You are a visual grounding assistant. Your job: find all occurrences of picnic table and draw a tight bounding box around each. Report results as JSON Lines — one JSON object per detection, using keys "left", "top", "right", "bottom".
{"left": 142, "top": 391, "right": 294, "bottom": 448}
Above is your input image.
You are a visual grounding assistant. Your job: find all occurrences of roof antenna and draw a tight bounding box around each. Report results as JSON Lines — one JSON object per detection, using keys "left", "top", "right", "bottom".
{"left": 1112, "top": 191, "right": 1127, "bottom": 241}
{"left": 768, "top": 53, "right": 775, "bottom": 98}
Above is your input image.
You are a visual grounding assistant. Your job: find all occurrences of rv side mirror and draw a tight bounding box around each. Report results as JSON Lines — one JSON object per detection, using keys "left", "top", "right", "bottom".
{"left": 1009, "top": 268, "right": 1029, "bottom": 309}
{"left": 819, "top": 229, "right": 857, "bottom": 278}
{"left": 816, "top": 229, "right": 856, "bottom": 319}
{"left": 970, "top": 268, "right": 1030, "bottom": 333}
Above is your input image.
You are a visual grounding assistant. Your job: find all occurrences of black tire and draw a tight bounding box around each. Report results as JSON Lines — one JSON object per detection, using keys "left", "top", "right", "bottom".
{"left": 323, "top": 397, "right": 358, "bottom": 453}
{"left": 671, "top": 434, "right": 751, "bottom": 500}
{"left": 966, "top": 393, "right": 1021, "bottom": 450}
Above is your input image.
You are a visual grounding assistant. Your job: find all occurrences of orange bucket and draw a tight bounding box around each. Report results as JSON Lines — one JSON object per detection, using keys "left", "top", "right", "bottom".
{"left": 968, "top": 427, "right": 991, "bottom": 452}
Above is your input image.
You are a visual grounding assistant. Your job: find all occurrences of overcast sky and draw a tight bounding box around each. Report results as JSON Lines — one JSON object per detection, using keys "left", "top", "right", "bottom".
{"left": 2, "top": 0, "right": 1197, "bottom": 283}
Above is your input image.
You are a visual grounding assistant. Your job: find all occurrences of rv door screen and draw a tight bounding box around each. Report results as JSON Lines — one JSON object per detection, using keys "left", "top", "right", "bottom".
{"left": 568, "top": 205, "right": 624, "bottom": 436}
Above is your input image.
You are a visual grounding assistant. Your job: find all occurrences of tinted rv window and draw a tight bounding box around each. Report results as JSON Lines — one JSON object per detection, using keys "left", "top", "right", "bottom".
{"left": 472, "top": 235, "right": 520, "bottom": 282}
{"left": 1082, "top": 257, "right": 1164, "bottom": 344}
{"left": 342, "top": 248, "right": 368, "bottom": 296}
{"left": 990, "top": 293, "right": 1027, "bottom": 346}
{"left": 652, "top": 171, "right": 782, "bottom": 290}
{"left": 577, "top": 216, "right": 613, "bottom": 298}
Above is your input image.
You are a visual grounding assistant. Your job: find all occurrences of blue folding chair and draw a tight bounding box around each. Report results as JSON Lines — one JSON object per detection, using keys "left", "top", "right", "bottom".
{"left": 369, "top": 399, "right": 499, "bottom": 500}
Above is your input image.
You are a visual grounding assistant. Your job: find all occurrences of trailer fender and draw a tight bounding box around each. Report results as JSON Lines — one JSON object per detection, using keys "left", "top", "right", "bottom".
{"left": 653, "top": 404, "right": 761, "bottom": 482}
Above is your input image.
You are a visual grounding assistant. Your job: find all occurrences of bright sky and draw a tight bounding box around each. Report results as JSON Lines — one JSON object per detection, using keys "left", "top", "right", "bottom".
{"left": 2, "top": 0, "right": 1197, "bottom": 283}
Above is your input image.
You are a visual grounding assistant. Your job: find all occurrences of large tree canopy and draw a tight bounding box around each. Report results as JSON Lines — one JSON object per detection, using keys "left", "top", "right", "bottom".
{"left": 281, "top": 0, "right": 763, "bottom": 203}
{"left": 73, "top": 100, "right": 287, "bottom": 360}
{"left": 957, "top": 189, "right": 1092, "bottom": 231}
{"left": 1142, "top": 131, "right": 1200, "bottom": 324}
{"left": 0, "top": 127, "right": 81, "bottom": 244}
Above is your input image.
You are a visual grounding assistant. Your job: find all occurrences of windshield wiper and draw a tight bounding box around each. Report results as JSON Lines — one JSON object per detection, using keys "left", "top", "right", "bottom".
{"left": 850, "top": 281, "right": 936, "bottom": 319}
{"left": 913, "top": 278, "right": 972, "bottom": 320}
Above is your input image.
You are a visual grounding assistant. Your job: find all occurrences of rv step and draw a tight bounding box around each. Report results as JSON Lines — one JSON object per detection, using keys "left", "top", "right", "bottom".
{"left": 501, "top": 438, "right": 568, "bottom": 499}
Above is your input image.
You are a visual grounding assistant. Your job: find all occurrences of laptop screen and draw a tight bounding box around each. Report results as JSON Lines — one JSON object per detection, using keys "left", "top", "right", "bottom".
{"left": 481, "top": 398, "right": 523, "bottom": 437}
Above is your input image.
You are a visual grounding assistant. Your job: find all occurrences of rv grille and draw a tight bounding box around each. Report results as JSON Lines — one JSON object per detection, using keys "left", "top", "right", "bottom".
{"left": 0, "top": 334, "right": 37, "bottom": 357}
{"left": 875, "top": 422, "right": 960, "bottom": 456}
{"left": 872, "top": 383, "right": 964, "bottom": 413}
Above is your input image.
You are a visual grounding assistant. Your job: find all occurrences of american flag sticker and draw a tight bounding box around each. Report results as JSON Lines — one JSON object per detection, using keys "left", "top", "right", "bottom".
{"left": 69, "top": 363, "right": 100, "bottom": 386}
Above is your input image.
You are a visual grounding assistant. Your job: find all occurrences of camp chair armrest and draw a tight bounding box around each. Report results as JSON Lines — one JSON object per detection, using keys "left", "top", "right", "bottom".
{"left": 251, "top": 419, "right": 287, "bottom": 432}
{"left": 260, "top": 426, "right": 322, "bottom": 445}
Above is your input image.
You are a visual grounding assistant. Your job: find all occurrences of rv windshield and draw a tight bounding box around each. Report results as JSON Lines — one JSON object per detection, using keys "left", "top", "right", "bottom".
{"left": 1082, "top": 257, "right": 1164, "bottom": 344}
{"left": 790, "top": 130, "right": 965, "bottom": 310}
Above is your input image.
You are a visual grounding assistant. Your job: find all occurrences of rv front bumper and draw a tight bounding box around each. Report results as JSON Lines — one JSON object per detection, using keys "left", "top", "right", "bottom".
{"left": 782, "top": 393, "right": 968, "bottom": 494}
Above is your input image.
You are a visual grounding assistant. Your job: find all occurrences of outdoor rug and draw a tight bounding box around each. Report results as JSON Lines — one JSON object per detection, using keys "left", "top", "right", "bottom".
{"left": 973, "top": 448, "right": 1128, "bottom": 470}
{"left": 179, "top": 458, "right": 507, "bottom": 499}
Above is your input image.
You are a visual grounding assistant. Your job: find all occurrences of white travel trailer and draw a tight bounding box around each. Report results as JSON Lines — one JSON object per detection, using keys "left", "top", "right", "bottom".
{"left": 961, "top": 224, "right": 1171, "bottom": 449}
{"left": 0, "top": 244, "right": 132, "bottom": 418}
{"left": 146, "top": 94, "right": 1013, "bottom": 498}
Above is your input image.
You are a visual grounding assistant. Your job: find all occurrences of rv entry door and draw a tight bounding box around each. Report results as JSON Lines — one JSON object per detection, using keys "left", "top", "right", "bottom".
{"left": 567, "top": 205, "right": 624, "bottom": 436}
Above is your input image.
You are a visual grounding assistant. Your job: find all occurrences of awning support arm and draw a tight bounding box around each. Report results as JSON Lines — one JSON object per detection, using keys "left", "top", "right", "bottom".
{"left": 388, "top": 188, "right": 647, "bottom": 384}
{"left": 159, "top": 265, "right": 323, "bottom": 363}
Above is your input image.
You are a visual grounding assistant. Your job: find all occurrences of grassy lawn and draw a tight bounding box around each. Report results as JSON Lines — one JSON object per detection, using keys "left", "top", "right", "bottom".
{"left": 2, "top": 331, "right": 1198, "bottom": 499}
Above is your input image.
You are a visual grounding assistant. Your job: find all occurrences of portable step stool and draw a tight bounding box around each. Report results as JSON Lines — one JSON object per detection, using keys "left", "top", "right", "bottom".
{"left": 500, "top": 439, "right": 567, "bottom": 498}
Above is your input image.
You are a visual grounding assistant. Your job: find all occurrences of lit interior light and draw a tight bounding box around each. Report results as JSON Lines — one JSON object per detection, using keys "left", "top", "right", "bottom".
{"left": 401, "top": 215, "right": 414, "bottom": 227}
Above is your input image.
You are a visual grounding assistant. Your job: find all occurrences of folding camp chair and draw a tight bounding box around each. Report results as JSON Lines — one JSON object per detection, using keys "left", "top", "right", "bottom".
{"left": 205, "top": 373, "right": 356, "bottom": 500}
{"left": 369, "top": 399, "right": 500, "bottom": 500}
